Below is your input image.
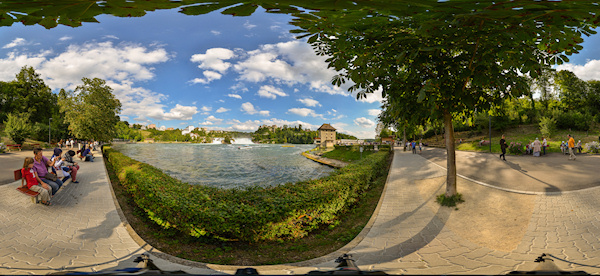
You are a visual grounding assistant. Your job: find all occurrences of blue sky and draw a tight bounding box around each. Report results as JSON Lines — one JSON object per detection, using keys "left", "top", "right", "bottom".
{"left": 1, "top": 8, "right": 599, "bottom": 138}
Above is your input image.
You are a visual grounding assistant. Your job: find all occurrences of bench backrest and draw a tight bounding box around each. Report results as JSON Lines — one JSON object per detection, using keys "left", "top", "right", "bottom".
{"left": 14, "top": 169, "right": 22, "bottom": 181}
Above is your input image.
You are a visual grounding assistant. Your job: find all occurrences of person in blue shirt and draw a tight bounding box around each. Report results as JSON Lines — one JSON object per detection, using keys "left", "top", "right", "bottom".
{"left": 80, "top": 147, "right": 94, "bottom": 162}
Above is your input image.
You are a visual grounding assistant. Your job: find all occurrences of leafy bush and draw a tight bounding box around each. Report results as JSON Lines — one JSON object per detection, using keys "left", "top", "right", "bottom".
{"left": 104, "top": 146, "right": 390, "bottom": 242}
{"left": 3, "top": 113, "right": 31, "bottom": 145}
{"left": 584, "top": 141, "right": 600, "bottom": 154}
{"left": 551, "top": 109, "right": 593, "bottom": 131}
{"left": 507, "top": 141, "right": 524, "bottom": 155}
{"left": 539, "top": 116, "right": 557, "bottom": 138}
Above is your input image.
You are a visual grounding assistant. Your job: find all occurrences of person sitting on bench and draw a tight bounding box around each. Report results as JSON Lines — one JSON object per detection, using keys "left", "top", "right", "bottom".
{"left": 79, "top": 147, "right": 94, "bottom": 162}
{"left": 22, "top": 157, "right": 52, "bottom": 206}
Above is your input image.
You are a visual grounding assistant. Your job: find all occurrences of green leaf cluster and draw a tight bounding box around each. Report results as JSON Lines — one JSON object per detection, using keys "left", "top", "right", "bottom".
{"left": 104, "top": 146, "right": 390, "bottom": 242}
{"left": 3, "top": 113, "right": 32, "bottom": 145}
{"left": 59, "top": 78, "right": 122, "bottom": 142}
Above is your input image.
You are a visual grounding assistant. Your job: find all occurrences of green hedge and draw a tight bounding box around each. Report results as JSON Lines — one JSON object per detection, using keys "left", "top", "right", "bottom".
{"left": 104, "top": 147, "right": 390, "bottom": 242}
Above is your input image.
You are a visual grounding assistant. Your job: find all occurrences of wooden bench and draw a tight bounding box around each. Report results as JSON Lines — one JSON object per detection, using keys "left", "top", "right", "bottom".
{"left": 14, "top": 169, "right": 40, "bottom": 203}
{"left": 7, "top": 144, "right": 21, "bottom": 151}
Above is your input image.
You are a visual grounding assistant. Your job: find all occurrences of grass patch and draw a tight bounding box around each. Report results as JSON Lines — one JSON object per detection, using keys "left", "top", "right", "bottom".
{"left": 321, "top": 147, "right": 374, "bottom": 162}
{"left": 104, "top": 151, "right": 391, "bottom": 265}
{"left": 436, "top": 193, "right": 464, "bottom": 207}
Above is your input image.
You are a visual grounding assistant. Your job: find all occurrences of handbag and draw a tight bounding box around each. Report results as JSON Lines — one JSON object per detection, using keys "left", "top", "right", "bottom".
{"left": 44, "top": 173, "right": 58, "bottom": 181}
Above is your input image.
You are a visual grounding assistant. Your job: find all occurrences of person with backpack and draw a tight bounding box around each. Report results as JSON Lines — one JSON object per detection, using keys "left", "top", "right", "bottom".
{"left": 63, "top": 150, "right": 80, "bottom": 183}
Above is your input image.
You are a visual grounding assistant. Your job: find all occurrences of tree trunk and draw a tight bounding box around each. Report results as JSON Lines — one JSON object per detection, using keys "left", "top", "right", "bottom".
{"left": 443, "top": 111, "right": 457, "bottom": 197}
{"left": 529, "top": 89, "right": 536, "bottom": 123}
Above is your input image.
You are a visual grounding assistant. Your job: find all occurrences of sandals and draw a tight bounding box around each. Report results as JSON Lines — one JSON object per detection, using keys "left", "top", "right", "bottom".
{"left": 41, "top": 201, "right": 52, "bottom": 206}
{"left": 72, "top": 181, "right": 79, "bottom": 183}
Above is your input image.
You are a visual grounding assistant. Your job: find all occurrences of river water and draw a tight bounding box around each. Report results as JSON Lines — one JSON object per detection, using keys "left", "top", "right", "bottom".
{"left": 111, "top": 142, "right": 334, "bottom": 189}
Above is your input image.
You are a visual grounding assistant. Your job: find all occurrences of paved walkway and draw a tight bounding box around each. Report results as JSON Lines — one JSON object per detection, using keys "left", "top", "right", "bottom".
{"left": 1, "top": 147, "right": 600, "bottom": 274}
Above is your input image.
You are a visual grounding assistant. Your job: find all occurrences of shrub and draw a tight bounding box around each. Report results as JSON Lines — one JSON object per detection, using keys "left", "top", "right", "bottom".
{"left": 436, "top": 193, "right": 464, "bottom": 207}
{"left": 551, "top": 109, "right": 593, "bottom": 131}
{"left": 584, "top": 141, "right": 600, "bottom": 154}
{"left": 3, "top": 113, "right": 31, "bottom": 145}
{"left": 539, "top": 116, "right": 556, "bottom": 138}
{"left": 507, "top": 141, "right": 524, "bottom": 155}
{"left": 104, "top": 146, "right": 390, "bottom": 242}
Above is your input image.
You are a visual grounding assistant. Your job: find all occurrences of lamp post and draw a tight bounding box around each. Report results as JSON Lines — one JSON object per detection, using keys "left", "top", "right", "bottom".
{"left": 49, "top": 117, "right": 53, "bottom": 146}
{"left": 489, "top": 114, "right": 492, "bottom": 153}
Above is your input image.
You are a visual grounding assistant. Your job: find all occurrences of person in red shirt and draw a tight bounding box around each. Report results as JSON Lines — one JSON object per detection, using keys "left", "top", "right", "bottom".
{"left": 21, "top": 157, "right": 52, "bottom": 205}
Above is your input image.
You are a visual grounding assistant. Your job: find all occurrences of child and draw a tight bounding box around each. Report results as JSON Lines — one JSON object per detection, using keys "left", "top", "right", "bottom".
{"left": 21, "top": 157, "right": 52, "bottom": 205}
{"left": 51, "top": 148, "right": 71, "bottom": 182}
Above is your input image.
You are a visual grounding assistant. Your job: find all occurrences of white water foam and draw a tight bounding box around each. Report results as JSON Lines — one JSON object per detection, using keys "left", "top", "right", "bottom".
{"left": 211, "top": 137, "right": 254, "bottom": 144}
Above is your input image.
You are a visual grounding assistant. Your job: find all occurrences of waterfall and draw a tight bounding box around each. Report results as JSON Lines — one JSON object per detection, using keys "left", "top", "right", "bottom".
{"left": 231, "top": 138, "right": 254, "bottom": 144}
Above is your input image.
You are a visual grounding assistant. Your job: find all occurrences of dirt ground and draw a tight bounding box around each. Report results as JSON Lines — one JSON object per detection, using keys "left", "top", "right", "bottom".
{"left": 417, "top": 176, "right": 536, "bottom": 252}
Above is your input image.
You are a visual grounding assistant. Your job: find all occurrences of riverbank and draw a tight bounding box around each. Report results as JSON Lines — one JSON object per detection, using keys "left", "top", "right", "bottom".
{"left": 301, "top": 151, "right": 349, "bottom": 168}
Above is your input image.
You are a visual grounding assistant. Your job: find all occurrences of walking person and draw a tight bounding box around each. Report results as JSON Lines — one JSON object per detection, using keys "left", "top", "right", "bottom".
{"left": 568, "top": 134, "right": 576, "bottom": 160}
{"left": 499, "top": 134, "right": 507, "bottom": 161}
{"left": 411, "top": 141, "right": 416, "bottom": 154}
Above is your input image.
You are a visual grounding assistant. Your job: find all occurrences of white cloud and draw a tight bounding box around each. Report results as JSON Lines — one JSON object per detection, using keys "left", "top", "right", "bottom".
{"left": 3, "top": 38, "right": 26, "bottom": 49}
{"left": 190, "top": 48, "right": 236, "bottom": 84}
{"left": 0, "top": 51, "right": 49, "bottom": 81}
{"left": 354, "top": 117, "right": 376, "bottom": 128}
{"left": 216, "top": 107, "right": 230, "bottom": 113}
{"left": 288, "top": 108, "right": 323, "bottom": 118}
{"left": 231, "top": 40, "right": 352, "bottom": 95}
{"left": 162, "top": 104, "right": 198, "bottom": 120}
{"left": 0, "top": 41, "right": 181, "bottom": 123}
{"left": 227, "top": 94, "right": 242, "bottom": 99}
{"left": 211, "top": 30, "right": 221, "bottom": 35}
{"left": 368, "top": 109, "right": 382, "bottom": 116}
{"left": 200, "top": 106, "right": 212, "bottom": 115}
{"left": 103, "top": 35, "right": 119, "bottom": 40}
{"left": 204, "top": 115, "right": 224, "bottom": 124}
{"left": 108, "top": 81, "right": 198, "bottom": 122}
{"left": 257, "top": 85, "right": 288, "bottom": 99}
{"left": 555, "top": 60, "right": 600, "bottom": 81}
{"left": 244, "top": 21, "right": 257, "bottom": 30}
{"left": 298, "top": 98, "right": 321, "bottom": 107}
{"left": 199, "top": 121, "right": 214, "bottom": 125}
{"left": 190, "top": 48, "right": 235, "bottom": 73}
{"left": 241, "top": 102, "right": 270, "bottom": 116}
{"left": 190, "top": 70, "right": 222, "bottom": 84}
{"left": 59, "top": 36, "right": 72, "bottom": 41}
{"left": 39, "top": 41, "right": 169, "bottom": 90}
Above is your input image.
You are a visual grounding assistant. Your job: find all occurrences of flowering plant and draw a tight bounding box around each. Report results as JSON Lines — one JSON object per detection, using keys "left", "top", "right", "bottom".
{"left": 507, "top": 142, "right": 524, "bottom": 155}
{"left": 584, "top": 141, "right": 600, "bottom": 154}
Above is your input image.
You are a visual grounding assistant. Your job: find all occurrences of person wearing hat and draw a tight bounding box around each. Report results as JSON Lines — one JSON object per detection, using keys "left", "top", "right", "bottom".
{"left": 533, "top": 138, "right": 542, "bottom": 157}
